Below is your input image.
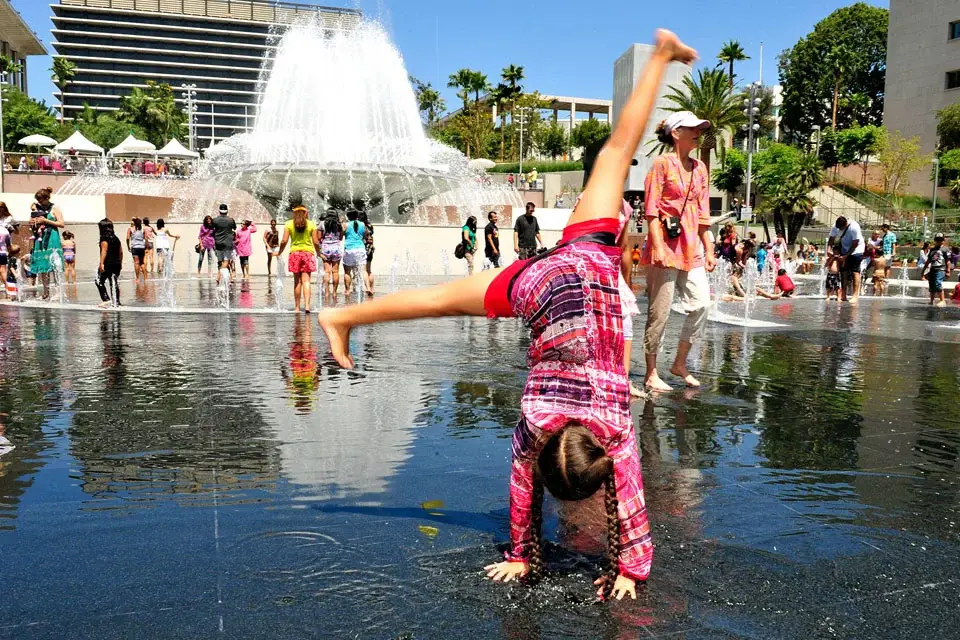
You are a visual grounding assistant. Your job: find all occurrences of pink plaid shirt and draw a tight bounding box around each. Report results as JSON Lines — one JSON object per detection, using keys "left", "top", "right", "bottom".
{"left": 503, "top": 237, "right": 653, "bottom": 581}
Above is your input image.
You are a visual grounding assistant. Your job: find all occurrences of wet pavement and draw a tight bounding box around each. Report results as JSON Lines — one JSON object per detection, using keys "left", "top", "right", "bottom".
{"left": 1, "top": 280, "right": 959, "bottom": 638}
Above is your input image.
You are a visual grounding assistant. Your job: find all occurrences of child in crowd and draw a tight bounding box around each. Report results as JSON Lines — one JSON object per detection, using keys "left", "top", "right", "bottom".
{"left": 872, "top": 246, "right": 888, "bottom": 296}
{"left": 952, "top": 273, "right": 960, "bottom": 303}
{"left": 774, "top": 268, "right": 796, "bottom": 298}
{"left": 921, "top": 232, "right": 952, "bottom": 306}
{"left": 317, "top": 29, "right": 698, "bottom": 601}
{"left": 756, "top": 243, "right": 768, "bottom": 273}
{"left": 631, "top": 243, "right": 641, "bottom": 275}
{"left": 825, "top": 252, "right": 841, "bottom": 301}
{"left": 61, "top": 230, "right": 76, "bottom": 284}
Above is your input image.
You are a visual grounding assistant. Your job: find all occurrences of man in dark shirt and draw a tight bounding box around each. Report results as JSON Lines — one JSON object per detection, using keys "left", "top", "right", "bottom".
{"left": 484, "top": 210, "right": 501, "bottom": 269}
{"left": 211, "top": 203, "right": 237, "bottom": 276}
{"left": 513, "top": 202, "right": 542, "bottom": 260}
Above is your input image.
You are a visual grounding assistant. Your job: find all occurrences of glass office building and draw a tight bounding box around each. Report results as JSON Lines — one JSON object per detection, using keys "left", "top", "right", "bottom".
{"left": 51, "top": 0, "right": 361, "bottom": 149}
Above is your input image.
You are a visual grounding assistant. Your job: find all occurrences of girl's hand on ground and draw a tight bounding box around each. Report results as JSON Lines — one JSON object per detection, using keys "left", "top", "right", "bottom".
{"left": 483, "top": 561, "right": 529, "bottom": 583}
{"left": 594, "top": 574, "right": 637, "bottom": 600}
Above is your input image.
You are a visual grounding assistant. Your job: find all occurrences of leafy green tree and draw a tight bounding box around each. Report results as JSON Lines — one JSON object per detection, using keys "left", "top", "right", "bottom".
{"left": 935, "top": 102, "right": 960, "bottom": 151}
{"left": 664, "top": 67, "right": 745, "bottom": 173}
{"left": 511, "top": 92, "right": 548, "bottom": 162}
{"left": 778, "top": 2, "right": 888, "bottom": 140}
{"left": 50, "top": 56, "right": 77, "bottom": 124}
{"left": 840, "top": 92, "right": 871, "bottom": 126}
{"left": 712, "top": 147, "right": 746, "bottom": 195}
{"left": 754, "top": 147, "right": 822, "bottom": 243}
{"left": 836, "top": 125, "right": 884, "bottom": 187}
{"left": 878, "top": 130, "right": 928, "bottom": 195}
{"left": 570, "top": 119, "right": 611, "bottom": 152}
{"left": 818, "top": 127, "right": 840, "bottom": 170}
{"left": 533, "top": 120, "right": 569, "bottom": 160}
{"left": 1, "top": 87, "right": 58, "bottom": 151}
{"left": 717, "top": 40, "right": 749, "bottom": 90}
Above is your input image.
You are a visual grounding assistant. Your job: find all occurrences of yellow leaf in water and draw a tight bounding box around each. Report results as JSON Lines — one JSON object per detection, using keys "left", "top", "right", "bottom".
{"left": 418, "top": 525, "right": 440, "bottom": 538}
{"left": 420, "top": 500, "right": 445, "bottom": 511}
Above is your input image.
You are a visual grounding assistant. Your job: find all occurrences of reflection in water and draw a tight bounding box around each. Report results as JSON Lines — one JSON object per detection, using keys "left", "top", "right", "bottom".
{"left": 0, "top": 299, "right": 959, "bottom": 637}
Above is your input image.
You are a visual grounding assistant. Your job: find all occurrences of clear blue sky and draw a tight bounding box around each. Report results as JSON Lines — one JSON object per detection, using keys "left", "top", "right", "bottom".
{"left": 12, "top": 0, "right": 888, "bottom": 110}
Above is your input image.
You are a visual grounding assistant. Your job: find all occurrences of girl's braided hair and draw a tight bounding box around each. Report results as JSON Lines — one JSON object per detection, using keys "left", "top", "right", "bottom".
{"left": 529, "top": 423, "right": 620, "bottom": 597}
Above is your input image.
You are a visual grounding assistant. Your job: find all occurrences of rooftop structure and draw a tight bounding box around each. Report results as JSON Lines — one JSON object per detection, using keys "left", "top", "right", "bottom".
{"left": 51, "top": 0, "right": 361, "bottom": 149}
{"left": 0, "top": 0, "right": 47, "bottom": 93}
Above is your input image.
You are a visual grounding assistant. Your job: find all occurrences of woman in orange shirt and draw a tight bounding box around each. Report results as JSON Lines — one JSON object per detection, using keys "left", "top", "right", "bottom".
{"left": 640, "top": 112, "right": 717, "bottom": 391}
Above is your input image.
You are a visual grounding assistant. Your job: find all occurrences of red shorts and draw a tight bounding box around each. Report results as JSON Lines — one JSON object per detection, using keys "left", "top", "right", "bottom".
{"left": 288, "top": 251, "right": 317, "bottom": 274}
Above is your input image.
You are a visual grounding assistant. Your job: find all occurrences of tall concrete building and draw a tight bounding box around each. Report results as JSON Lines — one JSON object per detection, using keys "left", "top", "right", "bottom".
{"left": 883, "top": 0, "right": 960, "bottom": 194}
{"left": 0, "top": 0, "right": 46, "bottom": 92}
{"left": 51, "top": 0, "right": 360, "bottom": 149}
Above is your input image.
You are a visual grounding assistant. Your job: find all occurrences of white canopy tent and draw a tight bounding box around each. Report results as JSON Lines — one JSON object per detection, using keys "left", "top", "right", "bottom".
{"left": 157, "top": 138, "right": 199, "bottom": 159}
{"left": 54, "top": 130, "right": 104, "bottom": 155}
{"left": 108, "top": 134, "right": 156, "bottom": 157}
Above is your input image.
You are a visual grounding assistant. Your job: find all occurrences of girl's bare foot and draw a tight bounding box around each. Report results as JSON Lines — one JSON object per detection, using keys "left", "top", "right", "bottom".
{"left": 629, "top": 381, "right": 647, "bottom": 399}
{"left": 654, "top": 29, "right": 697, "bottom": 65}
{"left": 318, "top": 310, "right": 355, "bottom": 369}
{"left": 669, "top": 364, "right": 701, "bottom": 388}
{"left": 644, "top": 372, "right": 672, "bottom": 393}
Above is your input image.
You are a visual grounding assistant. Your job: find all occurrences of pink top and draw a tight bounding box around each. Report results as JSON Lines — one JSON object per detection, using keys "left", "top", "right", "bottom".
{"left": 198, "top": 225, "right": 215, "bottom": 250}
{"left": 503, "top": 233, "right": 653, "bottom": 582}
{"left": 641, "top": 154, "right": 711, "bottom": 271}
{"left": 234, "top": 223, "right": 257, "bottom": 257}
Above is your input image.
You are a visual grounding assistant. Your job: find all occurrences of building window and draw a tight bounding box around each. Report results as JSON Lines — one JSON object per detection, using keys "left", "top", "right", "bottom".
{"left": 948, "top": 70, "right": 960, "bottom": 90}
{"left": 951, "top": 21, "right": 960, "bottom": 40}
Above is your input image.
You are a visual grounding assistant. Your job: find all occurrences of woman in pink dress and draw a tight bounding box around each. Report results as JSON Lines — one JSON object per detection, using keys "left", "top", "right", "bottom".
{"left": 640, "top": 111, "right": 717, "bottom": 391}
{"left": 317, "top": 30, "right": 696, "bottom": 601}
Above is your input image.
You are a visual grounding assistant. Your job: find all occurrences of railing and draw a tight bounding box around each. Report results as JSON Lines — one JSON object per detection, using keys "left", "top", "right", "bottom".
{"left": 828, "top": 180, "right": 896, "bottom": 214}
{"left": 59, "top": 0, "right": 362, "bottom": 24}
{"left": 2, "top": 152, "right": 198, "bottom": 177}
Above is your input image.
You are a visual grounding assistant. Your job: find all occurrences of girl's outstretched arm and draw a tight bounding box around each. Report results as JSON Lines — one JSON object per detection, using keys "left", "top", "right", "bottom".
{"left": 318, "top": 269, "right": 501, "bottom": 368}
{"left": 569, "top": 30, "right": 696, "bottom": 229}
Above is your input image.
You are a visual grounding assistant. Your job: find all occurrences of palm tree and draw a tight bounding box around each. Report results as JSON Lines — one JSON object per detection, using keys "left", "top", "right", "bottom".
{"left": 468, "top": 71, "right": 489, "bottom": 104}
{"left": 664, "top": 68, "right": 745, "bottom": 173}
{"left": 826, "top": 45, "right": 854, "bottom": 129}
{"left": 717, "top": 40, "right": 749, "bottom": 90}
{"left": 411, "top": 77, "right": 445, "bottom": 127}
{"left": 491, "top": 83, "right": 512, "bottom": 160}
{"left": 447, "top": 69, "right": 473, "bottom": 112}
{"left": 769, "top": 153, "right": 823, "bottom": 245}
{"left": 840, "top": 92, "right": 871, "bottom": 126}
{"left": 50, "top": 56, "right": 77, "bottom": 124}
{"left": 501, "top": 64, "right": 524, "bottom": 159}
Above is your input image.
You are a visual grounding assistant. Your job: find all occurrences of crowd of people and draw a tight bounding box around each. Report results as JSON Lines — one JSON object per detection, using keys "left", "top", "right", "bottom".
{"left": 4, "top": 153, "right": 196, "bottom": 178}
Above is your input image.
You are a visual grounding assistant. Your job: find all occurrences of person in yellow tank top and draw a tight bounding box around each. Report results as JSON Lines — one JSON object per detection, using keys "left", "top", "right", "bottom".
{"left": 278, "top": 206, "right": 320, "bottom": 313}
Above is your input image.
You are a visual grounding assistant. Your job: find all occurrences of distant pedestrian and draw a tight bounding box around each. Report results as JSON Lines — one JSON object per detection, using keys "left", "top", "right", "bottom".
{"left": 359, "top": 210, "right": 375, "bottom": 295}
{"left": 197, "top": 215, "right": 215, "bottom": 275}
{"left": 126, "top": 217, "right": 147, "bottom": 282}
{"left": 142, "top": 217, "right": 155, "bottom": 273}
{"left": 881, "top": 223, "right": 897, "bottom": 257}
{"left": 234, "top": 219, "right": 257, "bottom": 279}
{"left": 278, "top": 205, "right": 320, "bottom": 313}
{"left": 513, "top": 202, "right": 542, "bottom": 260}
{"left": 154, "top": 219, "right": 179, "bottom": 273}
{"left": 828, "top": 216, "right": 865, "bottom": 303}
{"left": 920, "top": 232, "right": 952, "bottom": 306}
{"left": 95, "top": 218, "right": 123, "bottom": 308}
{"left": 61, "top": 230, "right": 76, "bottom": 284}
{"left": 319, "top": 211, "right": 343, "bottom": 298}
{"left": 264, "top": 219, "right": 280, "bottom": 276}
{"left": 483, "top": 210, "right": 501, "bottom": 269}
{"left": 341, "top": 209, "right": 371, "bottom": 296}
{"left": 211, "top": 203, "right": 237, "bottom": 284}
{"left": 461, "top": 215, "right": 478, "bottom": 274}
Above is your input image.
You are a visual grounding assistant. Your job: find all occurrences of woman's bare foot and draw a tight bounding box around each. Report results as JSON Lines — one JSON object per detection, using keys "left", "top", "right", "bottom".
{"left": 644, "top": 372, "right": 672, "bottom": 393}
{"left": 629, "top": 381, "right": 647, "bottom": 399}
{"left": 318, "top": 310, "right": 355, "bottom": 369}
{"left": 669, "top": 364, "right": 700, "bottom": 388}
{"left": 654, "top": 29, "right": 697, "bottom": 65}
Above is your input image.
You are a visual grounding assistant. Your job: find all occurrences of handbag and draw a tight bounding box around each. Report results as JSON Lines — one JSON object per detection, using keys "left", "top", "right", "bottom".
{"left": 194, "top": 243, "right": 202, "bottom": 254}
{"left": 454, "top": 243, "right": 466, "bottom": 260}
{"left": 662, "top": 160, "right": 696, "bottom": 240}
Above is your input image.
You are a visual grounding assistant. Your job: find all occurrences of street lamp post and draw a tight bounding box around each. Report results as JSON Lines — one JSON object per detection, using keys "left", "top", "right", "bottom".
{"left": 517, "top": 106, "right": 532, "bottom": 175}
{"left": 931, "top": 156, "right": 940, "bottom": 229}
{"left": 180, "top": 83, "right": 197, "bottom": 151}
{"left": 0, "top": 72, "right": 8, "bottom": 191}
{"left": 741, "top": 81, "right": 762, "bottom": 236}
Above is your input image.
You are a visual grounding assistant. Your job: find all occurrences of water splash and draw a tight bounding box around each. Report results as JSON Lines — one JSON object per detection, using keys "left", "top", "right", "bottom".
{"left": 159, "top": 251, "right": 176, "bottom": 308}
{"left": 217, "top": 268, "right": 231, "bottom": 310}
{"left": 274, "top": 258, "right": 286, "bottom": 313}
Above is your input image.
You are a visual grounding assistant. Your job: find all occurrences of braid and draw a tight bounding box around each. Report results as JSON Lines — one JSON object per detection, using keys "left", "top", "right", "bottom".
{"left": 602, "top": 472, "right": 620, "bottom": 599}
{"left": 528, "top": 473, "right": 545, "bottom": 584}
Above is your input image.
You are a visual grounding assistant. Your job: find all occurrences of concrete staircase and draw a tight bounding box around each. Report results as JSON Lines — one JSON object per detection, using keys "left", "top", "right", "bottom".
{"left": 809, "top": 184, "right": 885, "bottom": 228}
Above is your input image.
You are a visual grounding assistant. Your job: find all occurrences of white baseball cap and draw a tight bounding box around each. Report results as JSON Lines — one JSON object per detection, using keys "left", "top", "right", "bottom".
{"left": 663, "top": 111, "right": 711, "bottom": 134}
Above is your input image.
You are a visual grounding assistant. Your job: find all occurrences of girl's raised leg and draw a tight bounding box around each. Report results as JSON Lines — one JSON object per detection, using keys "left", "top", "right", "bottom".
{"left": 319, "top": 269, "right": 500, "bottom": 368}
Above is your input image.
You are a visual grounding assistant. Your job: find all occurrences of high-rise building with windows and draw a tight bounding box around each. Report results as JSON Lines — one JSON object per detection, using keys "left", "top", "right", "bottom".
{"left": 51, "top": 0, "right": 361, "bottom": 150}
{"left": 884, "top": 0, "right": 960, "bottom": 193}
